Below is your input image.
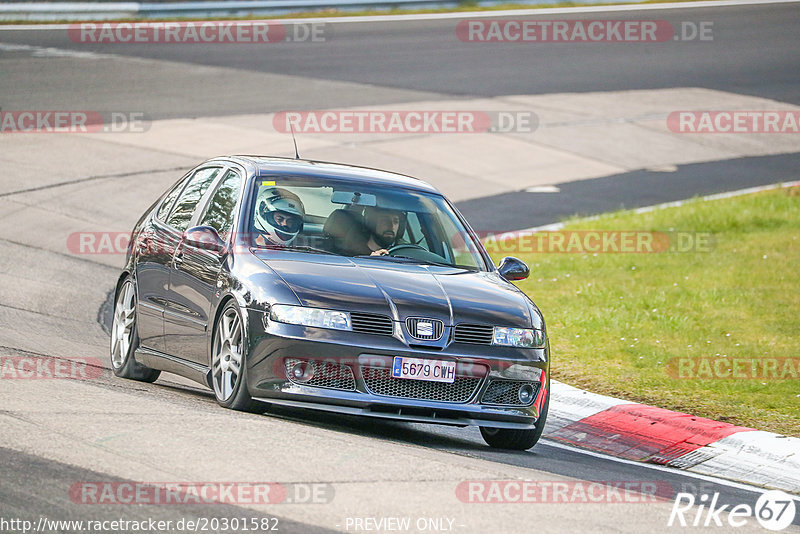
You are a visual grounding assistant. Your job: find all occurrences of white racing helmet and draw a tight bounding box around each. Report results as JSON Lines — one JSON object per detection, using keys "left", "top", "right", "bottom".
{"left": 254, "top": 187, "right": 305, "bottom": 246}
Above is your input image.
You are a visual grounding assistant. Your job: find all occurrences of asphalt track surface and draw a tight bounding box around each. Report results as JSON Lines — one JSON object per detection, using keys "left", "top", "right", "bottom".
{"left": 1, "top": 2, "right": 800, "bottom": 532}
{"left": 1, "top": 3, "right": 799, "bottom": 112}
{"left": 458, "top": 152, "right": 800, "bottom": 230}
{"left": 1, "top": 2, "right": 799, "bottom": 226}
{"left": 4, "top": 349, "right": 796, "bottom": 528}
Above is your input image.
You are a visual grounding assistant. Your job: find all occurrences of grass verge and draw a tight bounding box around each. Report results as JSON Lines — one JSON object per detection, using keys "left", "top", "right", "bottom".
{"left": 493, "top": 186, "right": 800, "bottom": 437}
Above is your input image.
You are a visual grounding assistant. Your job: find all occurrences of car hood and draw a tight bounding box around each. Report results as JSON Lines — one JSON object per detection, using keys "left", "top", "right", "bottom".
{"left": 253, "top": 251, "right": 538, "bottom": 328}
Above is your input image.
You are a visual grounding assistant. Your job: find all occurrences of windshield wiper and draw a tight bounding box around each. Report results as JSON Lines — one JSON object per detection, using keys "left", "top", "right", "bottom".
{"left": 392, "top": 255, "right": 455, "bottom": 267}
{"left": 357, "top": 254, "right": 455, "bottom": 268}
{"left": 259, "top": 244, "right": 338, "bottom": 255}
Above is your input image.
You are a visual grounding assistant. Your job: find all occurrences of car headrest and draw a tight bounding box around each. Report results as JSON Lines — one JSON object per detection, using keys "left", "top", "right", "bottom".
{"left": 323, "top": 209, "right": 361, "bottom": 239}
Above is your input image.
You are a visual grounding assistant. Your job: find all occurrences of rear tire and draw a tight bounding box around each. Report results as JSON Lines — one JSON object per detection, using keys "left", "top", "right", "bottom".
{"left": 211, "top": 301, "right": 264, "bottom": 413}
{"left": 110, "top": 277, "right": 160, "bottom": 383}
{"left": 480, "top": 391, "right": 549, "bottom": 450}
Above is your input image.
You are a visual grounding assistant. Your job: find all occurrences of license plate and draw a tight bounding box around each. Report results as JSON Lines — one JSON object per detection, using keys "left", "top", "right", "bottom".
{"left": 391, "top": 356, "right": 456, "bottom": 383}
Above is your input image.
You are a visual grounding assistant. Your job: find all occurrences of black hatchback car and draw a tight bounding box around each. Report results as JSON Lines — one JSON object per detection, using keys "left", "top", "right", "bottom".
{"left": 111, "top": 156, "right": 550, "bottom": 450}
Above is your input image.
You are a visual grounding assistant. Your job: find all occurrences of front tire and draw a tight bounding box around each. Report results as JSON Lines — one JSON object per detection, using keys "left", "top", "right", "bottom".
{"left": 211, "top": 301, "right": 263, "bottom": 413}
{"left": 480, "top": 392, "right": 549, "bottom": 450}
{"left": 110, "top": 277, "right": 160, "bottom": 383}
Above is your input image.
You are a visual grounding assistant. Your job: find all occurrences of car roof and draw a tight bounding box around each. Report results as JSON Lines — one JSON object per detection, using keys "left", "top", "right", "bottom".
{"left": 212, "top": 155, "right": 442, "bottom": 195}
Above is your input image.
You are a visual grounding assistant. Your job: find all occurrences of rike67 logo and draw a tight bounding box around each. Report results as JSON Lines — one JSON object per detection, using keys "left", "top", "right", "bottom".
{"left": 669, "top": 490, "right": 797, "bottom": 531}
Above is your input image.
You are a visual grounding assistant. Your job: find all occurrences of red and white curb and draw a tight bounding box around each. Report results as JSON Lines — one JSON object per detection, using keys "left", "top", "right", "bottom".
{"left": 546, "top": 381, "right": 800, "bottom": 494}
{"left": 535, "top": 181, "right": 800, "bottom": 495}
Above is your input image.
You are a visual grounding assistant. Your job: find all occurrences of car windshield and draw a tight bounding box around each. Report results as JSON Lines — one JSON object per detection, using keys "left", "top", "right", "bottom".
{"left": 247, "top": 176, "right": 488, "bottom": 271}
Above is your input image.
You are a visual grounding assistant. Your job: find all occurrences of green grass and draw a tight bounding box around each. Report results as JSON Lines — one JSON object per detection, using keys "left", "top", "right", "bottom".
{"left": 0, "top": 0, "right": 711, "bottom": 24}
{"left": 496, "top": 186, "right": 800, "bottom": 437}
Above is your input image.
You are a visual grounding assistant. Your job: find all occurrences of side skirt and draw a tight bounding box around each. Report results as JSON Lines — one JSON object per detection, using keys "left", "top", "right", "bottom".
{"left": 135, "top": 347, "right": 212, "bottom": 388}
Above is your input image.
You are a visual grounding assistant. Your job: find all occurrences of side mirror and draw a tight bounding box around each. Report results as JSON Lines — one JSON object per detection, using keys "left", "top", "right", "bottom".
{"left": 185, "top": 226, "right": 226, "bottom": 254}
{"left": 498, "top": 256, "right": 529, "bottom": 281}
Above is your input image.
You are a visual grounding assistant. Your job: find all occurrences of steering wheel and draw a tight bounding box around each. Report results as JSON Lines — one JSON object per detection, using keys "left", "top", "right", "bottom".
{"left": 387, "top": 243, "right": 427, "bottom": 255}
{"left": 386, "top": 243, "right": 450, "bottom": 264}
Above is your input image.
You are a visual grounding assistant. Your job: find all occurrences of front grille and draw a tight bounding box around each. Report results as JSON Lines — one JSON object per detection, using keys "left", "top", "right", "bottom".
{"left": 351, "top": 312, "right": 394, "bottom": 336}
{"left": 482, "top": 380, "right": 540, "bottom": 406}
{"left": 454, "top": 323, "right": 494, "bottom": 345}
{"left": 406, "top": 317, "right": 444, "bottom": 341}
{"left": 285, "top": 358, "right": 356, "bottom": 391}
{"left": 360, "top": 366, "right": 482, "bottom": 403}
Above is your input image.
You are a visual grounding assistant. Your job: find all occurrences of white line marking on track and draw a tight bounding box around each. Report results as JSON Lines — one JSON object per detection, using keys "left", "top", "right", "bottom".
{"left": 632, "top": 180, "right": 800, "bottom": 215}
{"left": 541, "top": 438, "right": 800, "bottom": 500}
{"left": 511, "top": 180, "right": 800, "bottom": 234}
{"left": 1, "top": 0, "right": 798, "bottom": 31}
{"left": 0, "top": 41, "right": 112, "bottom": 58}
{"left": 524, "top": 185, "right": 561, "bottom": 193}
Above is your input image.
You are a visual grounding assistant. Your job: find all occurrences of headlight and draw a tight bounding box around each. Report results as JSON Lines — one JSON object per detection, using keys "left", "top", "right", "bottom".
{"left": 493, "top": 327, "right": 546, "bottom": 348}
{"left": 269, "top": 304, "right": 352, "bottom": 331}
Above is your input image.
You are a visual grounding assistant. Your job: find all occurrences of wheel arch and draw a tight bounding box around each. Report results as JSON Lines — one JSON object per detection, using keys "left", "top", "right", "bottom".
{"left": 114, "top": 270, "right": 133, "bottom": 299}
{"left": 206, "top": 292, "right": 248, "bottom": 388}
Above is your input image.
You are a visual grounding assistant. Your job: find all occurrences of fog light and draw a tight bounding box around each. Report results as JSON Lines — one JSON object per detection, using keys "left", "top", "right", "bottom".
{"left": 518, "top": 383, "right": 535, "bottom": 404}
{"left": 291, "top": 361, "right": 314, "bottom": 382}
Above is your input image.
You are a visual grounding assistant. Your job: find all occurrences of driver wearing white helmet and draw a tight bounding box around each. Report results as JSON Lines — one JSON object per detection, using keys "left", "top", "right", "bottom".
{"left": 254, "top": 187, "right": 305, "bottom": 247}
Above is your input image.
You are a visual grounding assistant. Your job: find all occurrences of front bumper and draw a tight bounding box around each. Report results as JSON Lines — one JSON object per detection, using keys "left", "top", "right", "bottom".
{"left": 245, "top": 309, "right": 549, "bottom": 429}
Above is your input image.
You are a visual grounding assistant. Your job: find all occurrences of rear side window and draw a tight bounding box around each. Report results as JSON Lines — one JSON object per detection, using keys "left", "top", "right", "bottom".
{"left": 156, "top": 175, "right": 189, "bottom": 221}
{"left": 199, "top": 169, "right": 242, "bottom": 238}
{"left": 166, "top": 167, "right": 221, "bottom": 231}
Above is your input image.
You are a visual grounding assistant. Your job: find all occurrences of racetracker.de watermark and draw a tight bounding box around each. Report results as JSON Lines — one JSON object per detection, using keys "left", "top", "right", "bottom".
{"left": 68, "top": 21, "right": 327, "bottom": 44}
{"left": 666, "top": 357, "right": 800, "bottom": 380}
{"left": 0, "top": 357, "right": 103, "bottom": 380}
{"left": 0, "top": 517, "right": 280, "bottom": 534}
{"left": 66, "top": 230, "right": 715, "bottom": 256}
{"left": 273, "top": 110, "right": 538, "bottom": 134}
{"left": 70, "top": 482, "right": 334, "bottom": 505}
{"left": 456, "top": 20, "right": 713, "bottom": 42}
{"left": 477, "top": 230, "right": 715, "bottom": 254}
{"left": 667, "top": 111, "right": 800, "bottom": 133}
{"left": 456, "top": 480, "right": 674, "bottom": 503}
{"left": 0, "top": 110, "right": 148, "bottom": 133}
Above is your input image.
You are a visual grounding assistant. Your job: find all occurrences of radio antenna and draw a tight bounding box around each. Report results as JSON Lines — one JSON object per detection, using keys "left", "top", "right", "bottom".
{"left": 289, "top": 123, "right": 300, "bottom": 160}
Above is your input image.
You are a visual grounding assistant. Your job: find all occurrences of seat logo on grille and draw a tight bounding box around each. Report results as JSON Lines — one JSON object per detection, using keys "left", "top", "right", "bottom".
{"left": 406, "top": 317, "right": 444, "bottom": 340}
{"left": 417, "top": 322, "right": 434, "bottom": 337}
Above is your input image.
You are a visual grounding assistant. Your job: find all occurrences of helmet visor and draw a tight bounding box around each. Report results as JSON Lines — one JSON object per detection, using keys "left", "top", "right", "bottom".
{"left": 263, "top": 209, "right": 303, "bottom": 234}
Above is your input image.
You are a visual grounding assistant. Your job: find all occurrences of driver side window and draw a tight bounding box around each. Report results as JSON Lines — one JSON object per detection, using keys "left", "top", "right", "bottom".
{"left": 404, "top": 212, "right": 428, "bottom": 248}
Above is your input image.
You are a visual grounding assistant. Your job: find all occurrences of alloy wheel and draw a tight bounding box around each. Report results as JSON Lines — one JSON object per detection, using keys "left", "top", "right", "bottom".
{"left": 212, "top": 307, "right": 244, "bottom": 401}
{"left": 111, "top": 281, "right": 136, "bottom": 368}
